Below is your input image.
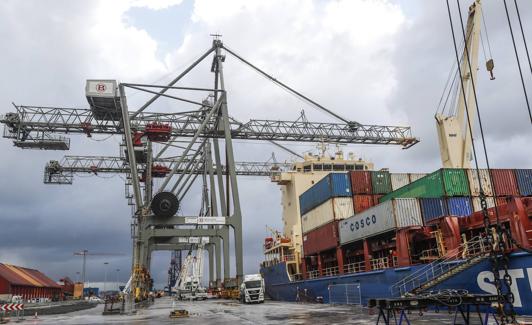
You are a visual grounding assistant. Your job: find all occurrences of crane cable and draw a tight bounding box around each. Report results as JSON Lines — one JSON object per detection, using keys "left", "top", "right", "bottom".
{"left": 503, "top": 0, "right": 532, "bottom": 124}
{"left": 512, "top": 0, "right": 532, "bottom": 76}
{"left": 446, "top": 1, "right": 516, "bottom": 323}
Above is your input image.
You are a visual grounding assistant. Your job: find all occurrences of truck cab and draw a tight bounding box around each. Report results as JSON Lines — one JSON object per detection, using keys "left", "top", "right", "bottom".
{"left": 240, "top": 274, "right": 265, "bottom": 303}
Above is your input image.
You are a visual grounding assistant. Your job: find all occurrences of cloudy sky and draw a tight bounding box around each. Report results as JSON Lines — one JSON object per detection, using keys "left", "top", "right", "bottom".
{"left": 0, "top": 0, "right": 531, "bottom": 289}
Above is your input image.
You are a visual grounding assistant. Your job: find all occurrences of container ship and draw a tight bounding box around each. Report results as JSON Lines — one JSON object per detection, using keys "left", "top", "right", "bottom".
{"left": 261, "top": 0, "right": 532, "bottom": 316}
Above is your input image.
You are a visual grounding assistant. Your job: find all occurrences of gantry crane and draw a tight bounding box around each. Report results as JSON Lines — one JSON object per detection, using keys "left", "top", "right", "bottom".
{"left": 1, "top": 39, "right": 420, "bottom": 304}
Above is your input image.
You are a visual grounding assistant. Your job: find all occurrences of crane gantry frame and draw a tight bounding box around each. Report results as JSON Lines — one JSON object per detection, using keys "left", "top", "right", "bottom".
{"left": 0, "top": 38, "right": 419, "bottom": 304}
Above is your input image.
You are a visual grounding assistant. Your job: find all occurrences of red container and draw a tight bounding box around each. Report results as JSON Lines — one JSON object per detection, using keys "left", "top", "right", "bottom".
{"left": 353, "top": 194, "right": 374, "bottom": 213}
{"left": 490, "top": 169, "right": 520, "bottom": 196}
{"left": 303, "top": 220, "right": 340, "bottom": 256}
{"left": 350, "top": 171, "right": 373, "bottom": 194}
{"left": 373, "top": 194, "right": 384, "bottom": 205}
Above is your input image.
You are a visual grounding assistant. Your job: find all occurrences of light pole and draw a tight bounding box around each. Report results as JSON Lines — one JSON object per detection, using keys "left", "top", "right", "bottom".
{"left": 103, "top": 262, "right": 109, "bottom": 297}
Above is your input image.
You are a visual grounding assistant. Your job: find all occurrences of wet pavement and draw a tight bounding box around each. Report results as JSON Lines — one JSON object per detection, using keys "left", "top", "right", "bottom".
{"left": 12, "top": 297, "right": 520, "bottom": 324}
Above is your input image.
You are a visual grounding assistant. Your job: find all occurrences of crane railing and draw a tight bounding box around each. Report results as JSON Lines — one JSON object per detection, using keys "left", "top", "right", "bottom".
{"left": 390, "top": 236, "right": 490, "bottom": 297}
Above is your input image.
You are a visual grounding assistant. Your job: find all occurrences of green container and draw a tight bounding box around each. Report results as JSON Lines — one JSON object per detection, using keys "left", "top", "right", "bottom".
{"left": 379, "top": 168, "right": 469, "bottom": 202}
{"left": 371, "top": 171, "right": 392, "bottom": 194}
{"left": 441, "top": 169, "right": 470, "bottom": 196}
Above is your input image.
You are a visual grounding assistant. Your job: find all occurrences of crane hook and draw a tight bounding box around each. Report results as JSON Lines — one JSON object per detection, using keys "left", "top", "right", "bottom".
{"left": 486, "top": 59, "right": 495, "bottom": 80}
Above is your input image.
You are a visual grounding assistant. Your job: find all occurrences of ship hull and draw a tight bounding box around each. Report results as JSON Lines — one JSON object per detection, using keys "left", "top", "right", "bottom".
{"left": 261, "top": 252, "right": 532, "bottom": 316}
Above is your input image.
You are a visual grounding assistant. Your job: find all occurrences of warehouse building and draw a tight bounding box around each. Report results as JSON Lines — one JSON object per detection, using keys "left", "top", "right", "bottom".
{"left": 0, "top": 263, "right": 62, "bottom": 301}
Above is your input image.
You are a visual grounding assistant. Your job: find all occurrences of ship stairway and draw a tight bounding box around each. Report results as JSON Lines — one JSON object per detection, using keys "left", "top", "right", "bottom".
{"left": 391, "top": 236, "right": 491, "bottom": 297}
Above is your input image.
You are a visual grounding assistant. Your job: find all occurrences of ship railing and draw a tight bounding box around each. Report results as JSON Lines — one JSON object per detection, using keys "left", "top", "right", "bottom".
{"left": 370, "top": 257, "right": 390, "bottom": 270}
{"left": 283, "top": 255, "right": 296, "bottom": 262}
{"left": 390, "top": 236, "right": 489, "bottom": 297}
{"left": 344, "top": 261, "right": 366, "bottom": 274}
{"left": 323, "top": 266, "right": 339, "bottom": 277}
{"left": 307, "top": 270, "right": 319, "bottom": 279}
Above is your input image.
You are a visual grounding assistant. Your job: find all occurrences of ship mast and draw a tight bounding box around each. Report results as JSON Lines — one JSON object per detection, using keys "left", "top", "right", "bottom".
{"left": 435, "top": 0, "right": 482, "bottom": 169}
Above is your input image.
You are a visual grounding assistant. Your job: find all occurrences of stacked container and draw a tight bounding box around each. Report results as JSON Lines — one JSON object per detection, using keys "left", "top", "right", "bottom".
{"left": 299, "top": 173, "right": 352, "bottom": 215}
{"left": 302, "top": 220, "right": 340, "bottom": 255}
{"left": 339, "top": 198, "right": 423, "bottom": 245}
{"left": 490, "top": 169, "right": 520, "bottom": 196}
{"left": 301, "top": 197, "right": 353, "bottom": 233}
{"left": 515, "top": 169, "right": 532, "bottom": 196}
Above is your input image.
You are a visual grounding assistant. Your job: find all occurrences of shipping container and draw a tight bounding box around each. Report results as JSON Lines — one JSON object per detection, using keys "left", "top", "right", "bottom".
{"left": 391, "top": 173, "right": 410, "bottom": 191}
{"left": 353, "top": 194, "right": 374, "bottom": 213}
{"left": 302, "top": 220, "right": 340, "bottom": 255}
{"left": 441, "top": 169, "right": 470, "bottom": 196}
{"left": 299, "top": 173, "right": 352, "bottom": 215}
{"left": 446, "top": 197, "right": 473, "bottom": 217}
{"left": 420, "top": 198, "right": 447, "bottom": 223}
{"left": 349, "top": 171, "right": 372, "bottom": 194}
{"left": 472, "top": 196, "right": 496, "bottom": 212}
{"left": 301, "top": 197, "right": 354, "bottom": 233}
{"left": 380, "top": 169, "right": 469, "bottom": 202}
{"left": 467, "top": 169, "right": 493, "bottom": 196}
{"left": 373, "top": 194, "right": 384, "bottom": 205}
{"left": 73, "top": 283, "right": 84, "bottom": 299}
{"left": 371, "top": 171, "right": 392, "bottom": 194}
{"left": 490, "top": 169, "right": 519, "bottom": 196}
{"left": 409, "top": 173, "right": 428, "bottom": 182}
{"left": 515, "top": 169, "right": 532, "bottom": 196}
{"left": 339, "top": 198, "right": 423, "bottom": 245}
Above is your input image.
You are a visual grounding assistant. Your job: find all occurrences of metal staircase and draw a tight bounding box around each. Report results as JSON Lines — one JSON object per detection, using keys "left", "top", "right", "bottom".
{"left": 391, "top": 236, "right": 490, "bottom": 297}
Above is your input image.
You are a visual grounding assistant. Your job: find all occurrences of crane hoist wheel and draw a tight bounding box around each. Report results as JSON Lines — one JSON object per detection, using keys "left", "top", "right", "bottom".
{"left": 151, "top": 192, "right": 179, "bottom": 217}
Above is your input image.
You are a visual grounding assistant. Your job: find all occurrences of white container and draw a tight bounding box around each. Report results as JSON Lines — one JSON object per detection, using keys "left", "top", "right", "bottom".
{"left": 467, "top": 169, "right": 494, "bottom": 197}
{"left": 409, "top": 173, "right": 428, "bottom": 182}
{"left": 301, "top": 197, "right": 353, "bottom": 234}
{"left": 339, "top": 198, "right": 423, "bottom": 245}
{"left": 472, "top": 196, "right": 495, "bottom": 212}
{"left": 391, "top": 173, "right": 410, "bottom": 191}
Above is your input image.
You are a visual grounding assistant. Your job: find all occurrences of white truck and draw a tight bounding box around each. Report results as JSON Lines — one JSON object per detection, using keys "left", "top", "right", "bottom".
{"left": 240, "top": 274, "right": 265, "bottom": 304}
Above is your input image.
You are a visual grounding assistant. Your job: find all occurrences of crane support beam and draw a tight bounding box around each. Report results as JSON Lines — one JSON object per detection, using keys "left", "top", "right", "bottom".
{"left": 1, "top": 105, "right": 419, "bottom": 147}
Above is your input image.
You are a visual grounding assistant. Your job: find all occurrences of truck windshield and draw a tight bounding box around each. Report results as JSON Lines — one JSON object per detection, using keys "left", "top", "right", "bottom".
{"left": 245, "top": 280, "right": 262, "bottom": 288}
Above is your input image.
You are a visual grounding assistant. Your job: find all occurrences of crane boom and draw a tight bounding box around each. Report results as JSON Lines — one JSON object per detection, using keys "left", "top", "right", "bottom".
{"left": 43, "top": 155, "right": 293, "bottom": 184}
{"left": 1, "top": 105, "right": 419, "bottom": 148}
{"left": 435, "top": 0, "right": 482, "bottom": 168}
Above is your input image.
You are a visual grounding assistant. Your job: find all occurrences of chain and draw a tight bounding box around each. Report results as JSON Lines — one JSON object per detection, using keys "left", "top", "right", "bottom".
{"left": 480, "top": 192, "right": 516, "bottom": 324}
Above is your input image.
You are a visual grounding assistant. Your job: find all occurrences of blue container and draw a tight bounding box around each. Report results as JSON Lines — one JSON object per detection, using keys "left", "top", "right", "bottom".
{"left": 83, "top": 287, "right": 99, "bottom": 297}
{"left": 515, "top": 169, "right": 532, "bottom": 196}
{"left": 446, "top": 197, "right": 473, "bottom": 217}
{"left": 299, "top": 173, "right": 352, "bottom": 215}
{"left": 420, "top": 198, "right": 447, "bottom": 223}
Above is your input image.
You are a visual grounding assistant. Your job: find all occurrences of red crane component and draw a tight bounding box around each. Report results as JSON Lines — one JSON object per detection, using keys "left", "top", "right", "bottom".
{"left": 81, "top": 122, "right": 93, "bottom": 138}
{"left": 151, "top": 164, "right": 171, "bottom": 177}
{"left": 133, "top": 131, "right": 144, "bottom": 146}
{"left": 140, "top": 164, "right": 171, "bottom": 182}
{"left": 144, "top": 122, "right": 172, "bottom": 142}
